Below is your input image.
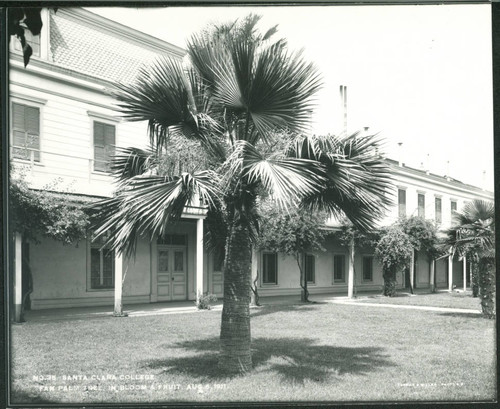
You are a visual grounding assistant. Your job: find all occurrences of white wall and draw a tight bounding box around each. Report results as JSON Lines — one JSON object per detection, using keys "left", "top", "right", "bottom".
{"left": 10, "top": 66, "right": 150, "bottom": 197}
{"left": 30, "top": 235, "right": 151, "bottom": 309}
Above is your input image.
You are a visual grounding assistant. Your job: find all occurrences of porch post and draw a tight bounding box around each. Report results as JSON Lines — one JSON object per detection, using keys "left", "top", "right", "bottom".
{"left": 113, "top": 252, "right": 124, "bottom": 316}
{"left": 14, "top": 233, "right": 23, "bottom": 322}
{"left": 196, "top": 218, "right": 204, "bottom": 304}
{"left": 251, "top": 249, "right": 259, "bottom": 306}
{"left": 409, "top": 250, "right": 415, "bottom": 291}
{"left": 462, "top": 256, "right": 467, "bottom": 292}
{"left": 347, "top": 239, "right": 355, "bottom": 298}
{"left": 429, "top": 259, "right": 435, "bottom": 293}
{"left": 448, "top": 254, "right": 453, "bottom": 292}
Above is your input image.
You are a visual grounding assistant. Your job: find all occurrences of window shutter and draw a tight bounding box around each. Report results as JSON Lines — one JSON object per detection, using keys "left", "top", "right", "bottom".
{"left": 104, "top": 124, "right": 115, "bottom": 147}
{"left": 94, "top": 146, "right": 106, "bottom": 172}
{"left": 94, "top": 122, "right": 105, "bottom": 147}
{"left": 12, "top": 103, "right": 25, "bottom": 130}
{"left": 25, "top": 106, "right": 40, "bottom": 133}
{"left": 93, "top": 121, "right": 115, "bottom": 172}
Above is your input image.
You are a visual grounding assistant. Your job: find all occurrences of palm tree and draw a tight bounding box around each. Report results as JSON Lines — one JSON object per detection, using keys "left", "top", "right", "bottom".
{"left": 91, "top": 16, "right": 392, "bottom": 373}
{"left": 445, "top": 199, "right": 495, "bottom": 318}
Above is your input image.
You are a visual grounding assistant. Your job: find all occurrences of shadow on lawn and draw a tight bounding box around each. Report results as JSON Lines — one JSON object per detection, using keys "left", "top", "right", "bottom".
{"left": 250, "top": 303, "right": 323, "bottom": 319}
{"left": 144, "top": 337, "right": 393, "bottom": 383}
{"left": 439, "top": 312, "right": 485, "bottom": 319}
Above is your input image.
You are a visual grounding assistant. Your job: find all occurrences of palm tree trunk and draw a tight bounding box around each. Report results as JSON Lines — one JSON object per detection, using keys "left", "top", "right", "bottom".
{"left": 471, "top": 259, "right": 479, "bottom": 297}
{"left": 478, "top": 258, "right": 495, "bottom": 318}
{"left": 219, "top": 221, "right": 253, "bottom": 373}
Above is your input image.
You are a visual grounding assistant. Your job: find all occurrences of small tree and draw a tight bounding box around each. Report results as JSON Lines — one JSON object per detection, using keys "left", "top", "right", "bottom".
{"left": 375, "top": 225, "right": 413, "bottom": 296}
{"left": 398, "top": 216, "right": 440, "bottom": 293}
{"left": 256, "top": 201, "right": 328, "bottom": 302}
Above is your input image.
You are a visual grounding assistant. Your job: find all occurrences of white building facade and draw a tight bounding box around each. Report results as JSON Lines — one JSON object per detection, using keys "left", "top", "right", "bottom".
{"left": 9, "top": 8, "right": 494, "bottom": 314}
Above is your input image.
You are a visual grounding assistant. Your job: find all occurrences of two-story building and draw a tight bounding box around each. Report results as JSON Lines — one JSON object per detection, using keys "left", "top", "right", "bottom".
{"left": 9, "top": 8, "right": 494, "bottom": 317}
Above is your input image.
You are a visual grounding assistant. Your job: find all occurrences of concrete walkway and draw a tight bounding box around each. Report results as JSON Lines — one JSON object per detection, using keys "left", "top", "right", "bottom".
{"left": 326, "top": 299, "right": 481, "bottom": 314}
{"left": 21, "top": 289, "right": 480, "bottom": 322}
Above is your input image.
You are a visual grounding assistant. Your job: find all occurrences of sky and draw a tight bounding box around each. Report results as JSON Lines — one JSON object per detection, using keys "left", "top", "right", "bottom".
{"left": 88, "top": 4, "right": 494, "bottom": 191}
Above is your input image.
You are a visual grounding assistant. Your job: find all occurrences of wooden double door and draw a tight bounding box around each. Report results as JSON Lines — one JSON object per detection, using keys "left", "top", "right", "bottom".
{"left": 157, "top": 246, "right": 187, "bottom": 301}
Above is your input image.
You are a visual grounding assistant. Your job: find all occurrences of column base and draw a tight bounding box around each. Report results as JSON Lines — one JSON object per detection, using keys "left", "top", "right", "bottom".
{"left": 13, "top": 304, "right": 24, "bottom": 323}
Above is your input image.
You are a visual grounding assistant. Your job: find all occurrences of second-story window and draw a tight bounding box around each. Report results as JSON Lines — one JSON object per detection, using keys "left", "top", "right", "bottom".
{"left": 398, "top": 189, "right": 406, "bottom": 218}
{"left": 451, "top": 200, "right": 457, "bottom": 221}
{"left": 93, "top": 121, "right": 115, "bottom": 172}
{"left": 435, "top": 197, "right": 442, "bottom": 224}
{"left": 418, "top": 193, "right": 425, "bottom": 218}
{"left": 12, "top": 102, "right": 40, "bottom": 162}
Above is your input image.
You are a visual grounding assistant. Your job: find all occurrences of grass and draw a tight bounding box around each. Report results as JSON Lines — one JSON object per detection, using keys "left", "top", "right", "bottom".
{"left": 10, "top": 298, "right": 496, "bottom": 404}
{"left": 354, "top": 290, "right": 483, "bottom": 310}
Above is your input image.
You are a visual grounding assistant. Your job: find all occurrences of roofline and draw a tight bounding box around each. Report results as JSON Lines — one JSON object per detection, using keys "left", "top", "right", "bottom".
{"left": 384, "top": 157, "right": 494, "bottom": 198}
{"left": 57, "top": 7, "right": 186, "bottom": 58}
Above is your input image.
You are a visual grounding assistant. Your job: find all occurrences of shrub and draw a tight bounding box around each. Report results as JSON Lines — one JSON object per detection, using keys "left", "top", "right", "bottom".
{"left": 195, "top": 293, "right": 218, "bottom": 310}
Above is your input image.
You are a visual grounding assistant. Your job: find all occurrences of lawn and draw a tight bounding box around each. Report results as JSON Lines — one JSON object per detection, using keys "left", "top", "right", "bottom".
{"left": 353, "top": 290, "right": 483, "bottom": 310}
{"left": 10, "top": 300, "right": 496, "bottom": 404}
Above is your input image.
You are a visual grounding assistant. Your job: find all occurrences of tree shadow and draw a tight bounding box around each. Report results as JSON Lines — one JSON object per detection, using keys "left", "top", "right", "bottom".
{"left": 143, "top": 337, "right": 393, "bottom": 384}
{"left": 250, "top": 303, "right": 323, "bottom": 319}
{"left": 439, "top": 312, "right": 485, "bottom": 319}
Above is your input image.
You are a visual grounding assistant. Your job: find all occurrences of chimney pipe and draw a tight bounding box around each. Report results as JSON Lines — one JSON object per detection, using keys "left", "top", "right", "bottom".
{"left": 340, "top": 85, "right": 347, "bottom": 136}
{"left": 398, "top": 142, "right": 403, "bottom": 167}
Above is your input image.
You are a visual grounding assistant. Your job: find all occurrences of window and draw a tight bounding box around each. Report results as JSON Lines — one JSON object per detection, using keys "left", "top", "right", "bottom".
{"left": 333, "top": 254, "right": 345, "bottom": 283}
{"left": 89, "top": 237, "right": 115, "bottom": 290}
{"left": 305, "top": 254, "right": 315, "bottom": 284}
{"left": 398, "top": 189, "right": 406, "bottom": 218}
{"left": 435, "top": 197, "right": 442, "bottom": 224}
{"left": 93, "top": 121, "right": 115, "bottom": 172}
{"left": 13, "top": 28, "right": 41, "bottom": 57}
{"left": 157, "top": 234, "right": 187, "bottom": 245}
{"left": 363, "top": 256, "right": 373, "bottom": 281}
{"left": 451, "top": 200, "right": 457, "bottom": 220}
{"left": 262, "top": 252, "right": 278, "bottom": 284}
{"left": 11, "top": 102, "right": 40, "bottom": 162}
{"left": 418, "top": 193, "right": 425, "bottom": 218}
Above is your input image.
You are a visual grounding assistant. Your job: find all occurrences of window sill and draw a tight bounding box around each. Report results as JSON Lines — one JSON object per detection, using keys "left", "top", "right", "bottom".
{"left": 12, "top": 158, "right": 44, "bottom": 166}
{"left": 91, "top": 170, "right": 112, "bottom": 176}
{"left": 86, "top": 288, "right": 115, "bottom": 292}
{"left": 261, "top": 283, "right": 279, "bottom": 287}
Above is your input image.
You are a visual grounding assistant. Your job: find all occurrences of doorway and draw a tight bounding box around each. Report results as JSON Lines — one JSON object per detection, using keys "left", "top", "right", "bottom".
{"left": 157, "top": 246, "right": 187, "bottom": 301}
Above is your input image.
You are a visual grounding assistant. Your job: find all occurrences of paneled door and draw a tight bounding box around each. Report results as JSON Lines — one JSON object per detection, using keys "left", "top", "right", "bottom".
{"left": 157, "top": 246, "right": 187, "bottom": 301}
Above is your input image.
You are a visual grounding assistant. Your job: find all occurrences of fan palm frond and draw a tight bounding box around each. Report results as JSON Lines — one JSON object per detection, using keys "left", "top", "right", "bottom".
{"left": 289, "top": 133, "right": 392, "bottom": 232}
{"left": 445, "top": 199, "right": 495, "bottom": 259}
{"left": 111, "top": 56, "right": 203, "bottom": 149}
{"left": 110, "top": 146, "right": 157, "bottom": 185}
{"left": 225, "top": 140, "right": 325, "bottom": 209}
{"left": 91, "top": 171, "right": 221, "bottom": 256}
